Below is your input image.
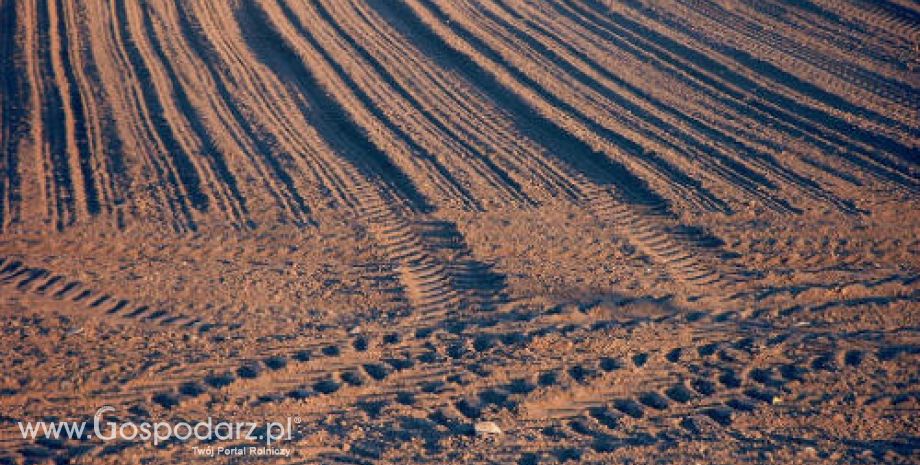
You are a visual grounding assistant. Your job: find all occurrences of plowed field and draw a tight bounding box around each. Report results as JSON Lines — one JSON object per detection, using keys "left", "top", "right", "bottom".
{"left": 0, "top": 1, "right": 917, "bottom": 464}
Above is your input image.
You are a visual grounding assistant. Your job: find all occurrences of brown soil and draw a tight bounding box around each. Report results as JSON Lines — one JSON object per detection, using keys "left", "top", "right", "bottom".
{"left": 0, "top": 0, "right": 917, "bottom": 464}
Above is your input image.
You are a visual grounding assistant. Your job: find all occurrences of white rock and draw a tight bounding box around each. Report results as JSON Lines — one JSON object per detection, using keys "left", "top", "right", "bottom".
{"left": 474, "top": 421, "right": 503, "bottom": 435}
{"left": 65, "top": 327, "right": 84, "bottom": 336}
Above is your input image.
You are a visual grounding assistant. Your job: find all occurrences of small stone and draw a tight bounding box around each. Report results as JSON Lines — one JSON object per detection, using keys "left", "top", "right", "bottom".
{"left": 65, "top": 327, "right": 84, "bottom": 336}
{"left": 803, "top": 446, "right": 817, "bottom": 456}
{"left": 474, "top": 421, "right": 503, "bottom": 435}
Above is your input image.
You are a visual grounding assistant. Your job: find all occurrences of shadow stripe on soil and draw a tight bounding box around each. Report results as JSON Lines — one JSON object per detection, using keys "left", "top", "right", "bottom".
{"left": 237, "top": 0, "right": 439, "bottom": 213}
{"left": 371, "top": 0, "right": 670, "bottom": 211}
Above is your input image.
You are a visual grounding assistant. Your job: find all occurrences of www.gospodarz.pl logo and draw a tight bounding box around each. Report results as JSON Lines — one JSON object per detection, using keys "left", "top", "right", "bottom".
{"left": 18, "top": 405, "right": 299, "bottom": 452}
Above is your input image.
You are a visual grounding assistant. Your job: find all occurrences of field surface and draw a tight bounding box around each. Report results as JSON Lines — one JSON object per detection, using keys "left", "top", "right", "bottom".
{"left": 0, "top": 0, "right": 918, "bottom": 463}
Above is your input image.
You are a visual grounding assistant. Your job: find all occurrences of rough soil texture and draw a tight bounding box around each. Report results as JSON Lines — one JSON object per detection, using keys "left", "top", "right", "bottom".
{"left": 0, "top": 0, "right": 918, "bottom": 464}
